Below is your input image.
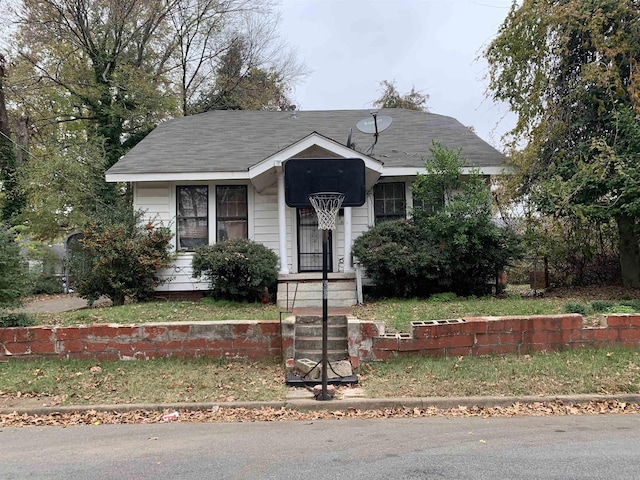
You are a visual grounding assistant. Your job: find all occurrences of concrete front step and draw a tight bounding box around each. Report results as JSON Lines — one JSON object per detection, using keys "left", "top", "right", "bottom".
{"left": 293, "top": 315, "right": 348, "bottom": 362}
{"left": 293, "top": 350, "right": 350, "bottom": 362}
{"left": 294, "top": 325, "right": 348, "bottom": 337}
{"left": 277, "top": 279, "right": 357, "bottom": 309}
{"left": 295, "top": 337, "right": 348, "bottom": 352}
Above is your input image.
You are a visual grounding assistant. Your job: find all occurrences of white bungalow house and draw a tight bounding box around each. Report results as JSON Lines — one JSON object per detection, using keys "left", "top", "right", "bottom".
{"left": 105, "top": 108, "right": 506, "bottom": 308}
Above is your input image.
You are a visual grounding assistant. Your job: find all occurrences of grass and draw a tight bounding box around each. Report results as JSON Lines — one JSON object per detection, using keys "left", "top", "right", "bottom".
{"left": 34, "top": 298, "right": 281, "bottom": 327}
{"left": 353, "top": 295, "right": 574, "bottom": 332}
{"left": 359, "top": 347, "right": 640, "bottom": 398}
{"left": 0, "top": 357, "right": 286, "bottom": 405}
{"left": 2, "top": 347, "right": 639, "bottom": 405}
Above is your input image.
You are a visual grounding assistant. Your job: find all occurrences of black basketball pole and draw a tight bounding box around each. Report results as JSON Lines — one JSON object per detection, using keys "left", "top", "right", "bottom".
{"left": 319, "top": 228, "right": 331, "bottom": 401}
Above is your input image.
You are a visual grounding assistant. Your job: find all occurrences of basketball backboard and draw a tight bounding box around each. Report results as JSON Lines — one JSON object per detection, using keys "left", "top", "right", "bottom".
{"left": 284, "top": 158, "right": 366, "bottom": 208}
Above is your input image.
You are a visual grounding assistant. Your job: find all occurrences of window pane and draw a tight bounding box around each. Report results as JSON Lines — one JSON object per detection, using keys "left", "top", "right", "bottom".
{"left": 217, "top": 220, "right": 248, "bottom": 241}
{"left": 177, "top": 186, "right": 208, "bottom": 250}
{"left": 374, "top": 182, "right": 405, "bottom": 223}
{"left": 216, "top": 185, "right": 248, "bottom": 241}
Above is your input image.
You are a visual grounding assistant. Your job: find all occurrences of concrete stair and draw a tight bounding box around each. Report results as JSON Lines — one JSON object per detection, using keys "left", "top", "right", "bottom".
{"left": 277, "top": 278, "right": 357, "bottom": 309}
{"left": 293, "top": 315, "right": 349, "bottom": 363}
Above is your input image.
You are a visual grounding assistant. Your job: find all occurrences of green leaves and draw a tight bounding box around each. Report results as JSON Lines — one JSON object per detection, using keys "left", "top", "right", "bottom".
{"left": 0, "top": 224, "right": 29, "bottom": 310}
{"left": 354, "top": 144, "right": 521, "bottom": 298}
{"left": 486, "top": 0, "right": 640, "bottom": 287}
{"left": 70, "top": 208, "right": 174, "bottom": 306}
{"left": 191, "top": 239, "right": 279, "bottom": 302}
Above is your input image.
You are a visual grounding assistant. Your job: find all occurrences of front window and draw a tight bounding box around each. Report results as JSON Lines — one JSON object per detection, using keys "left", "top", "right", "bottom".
{"left": 177, "top": 186, "right": 208, "bottom": 250}
{"left": 216, "top": 185, "right": 248, "bottom": 241}
{"left": 374, "top": 182, "right": 406, "bottom": 223}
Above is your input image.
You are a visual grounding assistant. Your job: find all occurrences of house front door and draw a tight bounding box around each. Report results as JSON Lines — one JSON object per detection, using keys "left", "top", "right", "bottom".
{"left": 297, "top": 208, "right": 332, "bottom": 272}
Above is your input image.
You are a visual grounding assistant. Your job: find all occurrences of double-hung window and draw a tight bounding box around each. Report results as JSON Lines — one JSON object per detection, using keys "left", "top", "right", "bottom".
{"left": 374, "top": 182, "right": 406, "bottom": 223}
{"left": 177, "top": 186, "right": 208, "bottom": 250}
{"left": 216, "top": 185, "right": 248, "bottom": 241}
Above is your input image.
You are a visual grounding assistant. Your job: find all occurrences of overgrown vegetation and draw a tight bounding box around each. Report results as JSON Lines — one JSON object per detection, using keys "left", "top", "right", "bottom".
{"left": 485, "top": 1, "right": 640, "bottom": 288}
{"left": 0, "top": 223, "right": 29, "bottom": 312}
{"left": 354, "top": 143, "right": 521, "bottom": 298}
{"left": 69, "top": 208, "right": 173, "bottom": 307}
{"left": 192, "top": 239, "right": 278, "bottom": 302}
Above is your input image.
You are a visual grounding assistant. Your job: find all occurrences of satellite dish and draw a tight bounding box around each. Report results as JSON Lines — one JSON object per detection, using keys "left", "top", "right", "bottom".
{"left": 356, "top": 115, "right": 392, "bottom": 134}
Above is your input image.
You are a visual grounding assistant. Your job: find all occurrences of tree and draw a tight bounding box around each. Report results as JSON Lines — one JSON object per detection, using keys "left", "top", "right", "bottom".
{"left": 190, "top": 37, "right": 293, "bottom": 112}
{"left": 70, "top": 208, "right": 174, "bottom": 306}
{"left": 170, "top": 1, "right": 303, "bottom": 115}
{"left": 485, "top": 0, "right": 640, "bottom": 287}
{"left": 3, "top": 0, "right": 304, "bottom": 239}
{"left": 0, "top": 54, "right": 25, "bottom": 225}
{"left": 373, "top": 80, "right": 429, "bottom": 111}
{"left": 0, "top": 223, "right": 29, "bottom": 311}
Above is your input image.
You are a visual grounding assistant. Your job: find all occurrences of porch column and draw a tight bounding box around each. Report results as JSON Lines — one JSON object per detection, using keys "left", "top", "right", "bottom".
{"left": 276, "top": 167, "right": 290, "bottom": 274}
{"left": 343, "top": 206, "right": 353, "bottom": 272}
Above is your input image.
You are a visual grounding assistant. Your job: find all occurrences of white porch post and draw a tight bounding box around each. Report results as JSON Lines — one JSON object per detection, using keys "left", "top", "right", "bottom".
{"left": 276, "top": 166, "right": 290, "bottom": 274}
{"left": 343, "top": 206, "right": 353, "bottom": 272}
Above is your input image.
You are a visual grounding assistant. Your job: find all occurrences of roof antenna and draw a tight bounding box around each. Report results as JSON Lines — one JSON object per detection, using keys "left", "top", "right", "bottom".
{"left": 356, "top": 111, "right": 392, "bottom": 156}
{"left": 346, "top": 128, "right": 355, "bottom": 149}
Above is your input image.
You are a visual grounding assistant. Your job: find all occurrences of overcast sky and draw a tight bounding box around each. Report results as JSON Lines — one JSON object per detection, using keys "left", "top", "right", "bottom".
{"left": 279, "top": 0, "right": 516, "bottom": 150}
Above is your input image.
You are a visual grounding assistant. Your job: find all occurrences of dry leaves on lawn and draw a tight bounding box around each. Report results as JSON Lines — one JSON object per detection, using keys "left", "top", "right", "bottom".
{"left": 1, "top": 400, "right": 639, "bottom": 428}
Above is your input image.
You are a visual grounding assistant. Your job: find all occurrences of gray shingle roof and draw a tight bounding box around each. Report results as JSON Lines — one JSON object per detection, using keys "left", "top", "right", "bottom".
{"left": 106, "top": 108, "right": 505, "bottom": 176}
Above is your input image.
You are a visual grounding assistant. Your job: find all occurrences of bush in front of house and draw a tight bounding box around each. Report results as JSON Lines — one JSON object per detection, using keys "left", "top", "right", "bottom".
{"left": 192, "top": 239, "right": 278, "bottom": 302}
{"left": 354, "top": 142, "right": 521, "bottom": 298}
{"left": 70, "top": 207, "right": 174, "bottom": 306}
{"left": 352, "top": 220, "right": 443, "bottom": 297}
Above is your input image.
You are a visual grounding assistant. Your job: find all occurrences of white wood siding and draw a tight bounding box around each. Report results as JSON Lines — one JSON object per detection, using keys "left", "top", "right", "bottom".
{"left": 135, "top": 182, "right": 171, "bottom": 225}
{"left": 253, "top": 187, "right": 279, "bottom": 253}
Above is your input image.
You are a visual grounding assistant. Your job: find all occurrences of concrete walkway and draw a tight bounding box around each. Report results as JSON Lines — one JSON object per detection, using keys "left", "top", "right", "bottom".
{"left": 24, "top": 294, "right": 111, "bottom": 314}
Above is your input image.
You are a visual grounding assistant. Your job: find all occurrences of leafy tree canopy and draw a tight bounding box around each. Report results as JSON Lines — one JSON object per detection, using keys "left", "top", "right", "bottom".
{"left": 373, "top": 80, "right": 429, "bottom": 111}
{"left": 1, "top": 0, "right": 305, "bottom": 239}
{"left": 485, "top": 0, "right": 640, "bottom": 286}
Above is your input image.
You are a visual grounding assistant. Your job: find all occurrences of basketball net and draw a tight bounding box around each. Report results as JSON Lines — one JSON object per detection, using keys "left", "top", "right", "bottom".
{"left": 309, "top": 192, "right": 345, "bottom": 231}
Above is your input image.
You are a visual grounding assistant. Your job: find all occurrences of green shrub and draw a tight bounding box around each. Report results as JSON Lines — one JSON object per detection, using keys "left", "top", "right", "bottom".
{"left": 353, "top": 220, "right": 442, "bottom": 298}
{"left": 0, "top": 224, "right": 29, "bottom": 311}
{"left": 0, "top": 312, "right": 34, "bottom": 328}
{"left": 354, "top": 143, "right": 521, "bottom": 298}
{"left": 70, "top": 207, "right": 174, "bottom": 306}
{"left": 192, "top": 239, "right": 278, "bottom": 302}
{"left": 564, "top": 302, "right": 588, "bottom": 315}
{"left": 608, "top": 305, "right": 637, "bottom": 314}
{"left": 30, "top": 274, "right": 63, "bottom": 295}
{"left": 618, "top": 299, "right": 640, "bottom": 311}
{"left": 591, "top": 300, "right": 615, "bottom": 313}
{"left": 429, "top": 292, "right": 457, "bottom": 303}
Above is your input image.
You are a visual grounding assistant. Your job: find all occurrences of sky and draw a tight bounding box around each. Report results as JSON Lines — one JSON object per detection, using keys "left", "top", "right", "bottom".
{"left": 278, "top": 0, "right": 517, "bottom": 150}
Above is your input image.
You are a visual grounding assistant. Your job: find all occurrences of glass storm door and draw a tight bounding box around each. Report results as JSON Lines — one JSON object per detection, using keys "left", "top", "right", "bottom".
{"left": 297, "top": 208, "right": 332, "bottom": 272}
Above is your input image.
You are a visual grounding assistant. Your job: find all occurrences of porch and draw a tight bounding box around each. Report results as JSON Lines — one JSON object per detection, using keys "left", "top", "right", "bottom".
{"left": 277, "top": 272, "right": 361, "bottom": 309}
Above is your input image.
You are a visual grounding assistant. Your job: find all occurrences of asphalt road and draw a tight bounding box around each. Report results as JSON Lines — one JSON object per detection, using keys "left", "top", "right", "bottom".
{"left": 2, "top": 414, "right": 639, "bottom": 479}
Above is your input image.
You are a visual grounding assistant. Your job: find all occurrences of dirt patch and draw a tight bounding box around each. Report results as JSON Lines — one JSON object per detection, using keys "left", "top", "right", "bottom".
{"left": 543, "top": 285, "right": 640, "bottom": 300}
{"left": 0, "top": 393, "right": 65, "bottom": 410}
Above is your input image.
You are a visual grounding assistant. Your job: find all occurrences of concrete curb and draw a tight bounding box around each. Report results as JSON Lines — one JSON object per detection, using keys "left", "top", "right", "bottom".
{"left": 3, "top": 394, "right": 640, "bottom": 416}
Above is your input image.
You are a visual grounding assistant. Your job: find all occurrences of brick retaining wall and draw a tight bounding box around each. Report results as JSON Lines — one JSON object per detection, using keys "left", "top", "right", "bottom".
{"left": 1, "top": 314, "right": 640, "bottom": 364}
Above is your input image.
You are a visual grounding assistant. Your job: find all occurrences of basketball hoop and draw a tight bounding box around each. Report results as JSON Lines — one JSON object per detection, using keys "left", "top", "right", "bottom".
{"left": 309, "top": 192, "right": 345, "bottom": 231}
